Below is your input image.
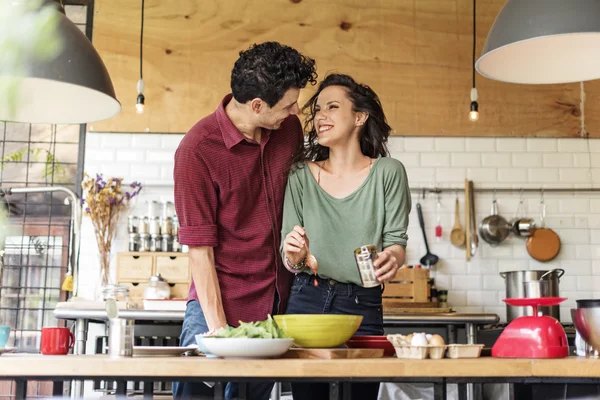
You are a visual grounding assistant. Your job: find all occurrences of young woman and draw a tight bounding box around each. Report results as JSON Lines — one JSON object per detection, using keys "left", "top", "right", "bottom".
{"left": 281, "top": 74, "right": 412, "bottom": 400}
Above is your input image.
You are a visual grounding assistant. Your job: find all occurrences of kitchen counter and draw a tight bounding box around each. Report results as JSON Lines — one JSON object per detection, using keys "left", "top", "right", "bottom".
{"left": 1, "top": 354, "right": 599, "bottom": 400}
{"left": 53, "top": 306, "right": 498, "bottom": 398}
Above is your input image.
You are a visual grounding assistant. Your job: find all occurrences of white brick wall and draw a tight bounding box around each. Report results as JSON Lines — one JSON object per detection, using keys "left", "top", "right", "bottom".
{"left": 81, "top": 133, "right": 600, "bottom": 323}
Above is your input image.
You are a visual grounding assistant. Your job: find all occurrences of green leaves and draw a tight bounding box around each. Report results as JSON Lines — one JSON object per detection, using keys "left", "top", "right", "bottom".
{"left": 0, "top": 148, "right": 68, "bottom": 183}
{"left": 213, "top": 315, "right": 288, "bottom": 339}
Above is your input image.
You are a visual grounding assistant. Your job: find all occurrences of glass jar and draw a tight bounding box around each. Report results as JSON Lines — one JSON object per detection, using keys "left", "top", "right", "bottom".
{"left": 128, "top": 233, "right": 140, "bottom": 252}
{"left": 149, "top": 234, "right": 162, "bottom": 252}
{"left": 138, "top": 233, "right": 150, "bottom": 252}
{"left": 144, "top": 274, "right": 171, "bottom": 300}
{"left": 160, "top": 216, "right": 173, "bottom": 236}
{"left": 161, "top": 234, "right": 173, "bottom": 252}
{"left": 172, "top": 216, "right": 179, "bottom": 237}
{"left": 172, "top": 236, "right": 181, "bottom": 252}
{"left": 128, "top": 215, "right": 139, "bottom": 234}
{"left": 138, "top": 216, "right": 149, "bottom": 234}
{"left": 102, "top": 284, "right": 130, "bottom": 303}
{"left": 148, "top": 217, "right": 160, "bottom": 235}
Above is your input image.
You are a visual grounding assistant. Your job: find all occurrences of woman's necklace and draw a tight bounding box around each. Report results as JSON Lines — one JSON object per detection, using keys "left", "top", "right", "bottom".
{"left": 317, "top": 157, "right": 373, "bottom": 186}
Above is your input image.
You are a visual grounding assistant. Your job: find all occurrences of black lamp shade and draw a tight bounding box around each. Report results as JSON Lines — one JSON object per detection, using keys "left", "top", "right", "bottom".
{"left": 0, "top": 1, "right": 121, "bottom": 124}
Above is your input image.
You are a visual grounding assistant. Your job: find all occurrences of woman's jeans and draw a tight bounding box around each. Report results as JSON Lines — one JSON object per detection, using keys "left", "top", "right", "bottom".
{"left": 172, "top": 300, "right": 274, "bottom": 400}
{"left": 286, "top": 273, "right": 384, "bottom": 400}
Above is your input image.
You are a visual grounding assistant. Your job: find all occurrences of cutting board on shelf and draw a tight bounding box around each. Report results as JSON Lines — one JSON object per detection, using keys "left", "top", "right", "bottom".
{"left": 384, "top": 307, "right": 452, "bottom": 314}
{"left": 284, "top": 348, "right": 384, "bottom": 359}
{"left": 383, "top": 300, "right": 452, "bottom": 314}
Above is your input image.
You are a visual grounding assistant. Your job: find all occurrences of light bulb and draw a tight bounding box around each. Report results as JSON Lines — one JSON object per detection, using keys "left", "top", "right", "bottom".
{"left": 469, "top": 100, "right": 479, "bottom": 122}
{"left": 136, "top": 93, "right": 145, "bottom": 114}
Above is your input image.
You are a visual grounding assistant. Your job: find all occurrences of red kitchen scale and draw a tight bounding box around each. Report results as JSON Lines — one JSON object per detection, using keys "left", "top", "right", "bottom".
{"left": 492, "top": 297, "right": 569, "bottom": 358}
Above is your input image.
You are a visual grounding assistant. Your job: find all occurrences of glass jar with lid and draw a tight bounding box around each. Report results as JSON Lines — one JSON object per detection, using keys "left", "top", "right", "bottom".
{"left": 102, "top": 284, "right": 130, "bottom": 303}
{"left": 144, "top": 274, "right": 171, "bottom": 299}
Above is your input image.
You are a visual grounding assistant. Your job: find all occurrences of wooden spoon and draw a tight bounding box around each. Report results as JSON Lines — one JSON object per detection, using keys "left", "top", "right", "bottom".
{"left": 450, "top": 198, "right": 466, "bottom": 248}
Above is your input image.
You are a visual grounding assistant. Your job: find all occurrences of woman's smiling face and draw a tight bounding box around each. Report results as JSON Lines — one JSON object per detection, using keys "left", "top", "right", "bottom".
{"left": 314, "top": 85, "right": 363, "bottom": 148}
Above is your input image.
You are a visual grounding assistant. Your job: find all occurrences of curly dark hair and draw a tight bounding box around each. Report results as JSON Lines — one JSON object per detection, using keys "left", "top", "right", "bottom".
{"left": 230, "top": 42, "right": 318, "bottom": 107}
{"left": 293, "top": 74, "right": 391, "bottom": 165}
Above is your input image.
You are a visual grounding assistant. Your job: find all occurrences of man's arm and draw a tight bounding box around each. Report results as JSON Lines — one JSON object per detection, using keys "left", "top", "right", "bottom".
{"left": 173, "top": 143, "right": 224, "bottom": 331}
{"left": 189, "top": 246, "right": 227, "bottom": 332}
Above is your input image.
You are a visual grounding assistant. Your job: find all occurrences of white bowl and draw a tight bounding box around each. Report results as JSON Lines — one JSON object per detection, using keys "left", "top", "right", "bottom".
{"left": 199, "top": 337, "right": 293, "bottom": 359}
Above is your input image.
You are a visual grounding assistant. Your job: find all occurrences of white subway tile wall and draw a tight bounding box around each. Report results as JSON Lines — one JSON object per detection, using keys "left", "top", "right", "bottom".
{"left": 80, "top": 133, "right": 600, "bottom": 323}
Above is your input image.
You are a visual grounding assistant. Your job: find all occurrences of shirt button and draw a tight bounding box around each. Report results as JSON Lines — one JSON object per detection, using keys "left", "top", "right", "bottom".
{"left": 268, "top": 197, "right": 272, "bottom": 203}
{"left": 264, "top": 172, "right": 267, "bottom": 177}
{"left": 329, "top": 280, "right": 335, "bottom": 286}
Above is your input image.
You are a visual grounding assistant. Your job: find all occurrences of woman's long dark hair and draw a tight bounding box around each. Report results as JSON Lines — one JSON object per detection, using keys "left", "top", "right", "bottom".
{"left": 292, "top": 74, "right": 392, "bottom": 166}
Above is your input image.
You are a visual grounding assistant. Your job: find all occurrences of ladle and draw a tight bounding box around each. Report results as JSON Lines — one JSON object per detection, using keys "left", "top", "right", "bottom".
{"left": 417, "top": 203, "right": 439, "bottom": 267}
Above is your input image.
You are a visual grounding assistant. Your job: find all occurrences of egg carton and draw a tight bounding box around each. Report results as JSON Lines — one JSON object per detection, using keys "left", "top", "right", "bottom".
{"left": 392, "top": 345, "right": 447, "bottom": 359}
{"left": 446, "top": 344, "right": 484, "bottom": 359}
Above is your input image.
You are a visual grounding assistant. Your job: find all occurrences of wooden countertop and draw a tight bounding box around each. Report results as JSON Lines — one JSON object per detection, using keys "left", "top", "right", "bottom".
{"left": 0, "top": 355, "right": 597, "bottom": 379}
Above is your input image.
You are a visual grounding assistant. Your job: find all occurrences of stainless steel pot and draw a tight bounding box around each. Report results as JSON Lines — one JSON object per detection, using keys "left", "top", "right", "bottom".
{"left": 479, "top": 199, "right": 510, "bottom": 247}
{"left": 500, "top": 269, "right": 564, "bottom": 321}
{"left": 511, "top": 218, "right": 536, "bottom": 237}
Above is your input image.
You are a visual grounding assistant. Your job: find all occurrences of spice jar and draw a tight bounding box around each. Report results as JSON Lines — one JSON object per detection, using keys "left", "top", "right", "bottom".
{"left": 128, "top": 216, "right": 139, "bottom": 234}
{"left": 172, "top": 236, "right": 181, "bottom": 252}
{"left": 149, "top": 234, "right": 162, "bottom": 252}
{"left": 143, "top": 274, "right": 171, "bottom": 299}
{"left": 138, "top": 233, "right": 150, "bottom": 252}
{"left": 438, "top": 290, "right": 448, "bottom": 308}
{"left": 161, "top": 234, "right": 173, "bottom": 252}
{"left": 160, "top": 216, "right": 173, "bottom": 236}
{"left": 138, "top": 217, "right": 149, "bottom": 234}
{"left": 128, "top": 233, "right": 140, "bottom": 252}
{"left": 172, "top": 216, "right": 179, "bottom": 237}
{"left": 148, "top": 217, "right": 160, "bottom": 235}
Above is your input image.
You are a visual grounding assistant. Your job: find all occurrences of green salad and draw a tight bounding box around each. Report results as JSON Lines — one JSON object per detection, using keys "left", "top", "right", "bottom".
{"left": 212, "top": 315, "right": 288, "bottom": 339}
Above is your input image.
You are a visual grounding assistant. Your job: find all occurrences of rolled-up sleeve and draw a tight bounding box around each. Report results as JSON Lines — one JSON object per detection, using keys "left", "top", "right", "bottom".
{"left": 383, "top": 160, "right": 411, "bottom": 249}
{"left": 173, "top": 144, "right": 218, "bottom": 247}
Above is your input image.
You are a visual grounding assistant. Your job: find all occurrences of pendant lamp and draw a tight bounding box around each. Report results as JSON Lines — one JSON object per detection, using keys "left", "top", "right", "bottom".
{"left": 476, "top": 0, "right": 600, "bottom": 84}
{"left": 0, "top": 0, "right": 121, "bottom": 124}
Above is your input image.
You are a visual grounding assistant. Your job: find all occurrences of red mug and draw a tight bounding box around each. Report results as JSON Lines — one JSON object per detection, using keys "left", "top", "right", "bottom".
{"left": 40, "top": 327, "right": 75, "bottom": 355}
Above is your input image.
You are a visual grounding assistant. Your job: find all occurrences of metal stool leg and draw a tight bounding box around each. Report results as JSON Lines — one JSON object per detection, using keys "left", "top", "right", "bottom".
{"left": 271, "top": 382, "right": 281, "bottom": 400}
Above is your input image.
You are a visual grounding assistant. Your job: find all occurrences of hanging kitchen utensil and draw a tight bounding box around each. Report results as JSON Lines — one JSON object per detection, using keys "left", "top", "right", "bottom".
{"left": 479, "top": 192, "right": 510, "bottom": 247}
{"left": 465, "top": 180, "right": 471, "bottom": 260}
{"left": 527, "top": 193, "right": 561, "bottom": 262}
{"left": 416, "top": 203, "right": 439, "bottom": 268}
{"left": 450, "top": 196, "right": 466, "bottom": 248}
{"left": 435, "top": 192, "right": 442, "bottom": 242}
{"left": 510, "top": 190, "right": 536, "bottom": 237}
{"left": 469, "top": 180, "right": 478, "bottom": 257}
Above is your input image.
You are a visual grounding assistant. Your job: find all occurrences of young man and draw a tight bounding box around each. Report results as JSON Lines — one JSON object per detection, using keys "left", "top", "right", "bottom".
{"left": 172, "top": 42, "right": 317, "bottom": 400}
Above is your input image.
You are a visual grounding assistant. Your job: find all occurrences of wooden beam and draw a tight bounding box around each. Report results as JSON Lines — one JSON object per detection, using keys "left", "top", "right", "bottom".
{"left": 90, "top": 0, "right": 599, "bottom": 137}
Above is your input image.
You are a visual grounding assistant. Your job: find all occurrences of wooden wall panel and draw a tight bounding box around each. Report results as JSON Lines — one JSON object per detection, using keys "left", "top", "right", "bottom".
{"left": 90, "top": 0, "right": 598, "bottom": 137}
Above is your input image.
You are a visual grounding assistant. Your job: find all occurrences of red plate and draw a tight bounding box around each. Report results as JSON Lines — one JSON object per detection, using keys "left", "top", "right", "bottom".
{"left": 503, "top": 297, "right": 567, "bottom": 307}
{"left": 345, "top": 335, "right": 395, "bottom": 357}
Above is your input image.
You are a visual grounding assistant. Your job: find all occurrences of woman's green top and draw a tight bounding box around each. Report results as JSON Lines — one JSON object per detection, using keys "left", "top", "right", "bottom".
{"left": 281, "top": 157, "right": 412, "bottom": 286}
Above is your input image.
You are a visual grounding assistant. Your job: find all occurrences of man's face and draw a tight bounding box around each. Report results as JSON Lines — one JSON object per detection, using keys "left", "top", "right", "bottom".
{"left": 256, "top": 88, "right": 301, "bottom": 130}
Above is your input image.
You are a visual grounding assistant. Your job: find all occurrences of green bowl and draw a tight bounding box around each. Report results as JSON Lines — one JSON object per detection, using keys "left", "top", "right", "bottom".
{"left": 274, "top": 314, "right": 363, "bottom": 348}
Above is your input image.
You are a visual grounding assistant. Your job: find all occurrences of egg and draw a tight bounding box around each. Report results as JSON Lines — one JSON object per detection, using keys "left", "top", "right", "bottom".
{"left": 405, "top": 334, "right": 414, "bottom": 344}
{"left": 428, "top": 334, "right": 446, "bottom": 346}
{"left": 426, "top": 334, "right": 432, "bottom": 341}
{"left": 411, "top": 333, "right": 429, "bottom": 346}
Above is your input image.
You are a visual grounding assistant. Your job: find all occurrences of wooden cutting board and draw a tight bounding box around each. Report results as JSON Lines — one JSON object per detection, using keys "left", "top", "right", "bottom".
{"left": 384, "top": 307, "right": 452, "bottom": 314}
{"left": 284, "top": 348, "right": 384, "bottom": 359}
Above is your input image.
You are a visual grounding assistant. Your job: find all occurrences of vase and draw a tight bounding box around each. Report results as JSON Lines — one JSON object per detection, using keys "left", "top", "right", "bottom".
{"left": 94, "top": 248, "right": 113, "bottom": 301}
